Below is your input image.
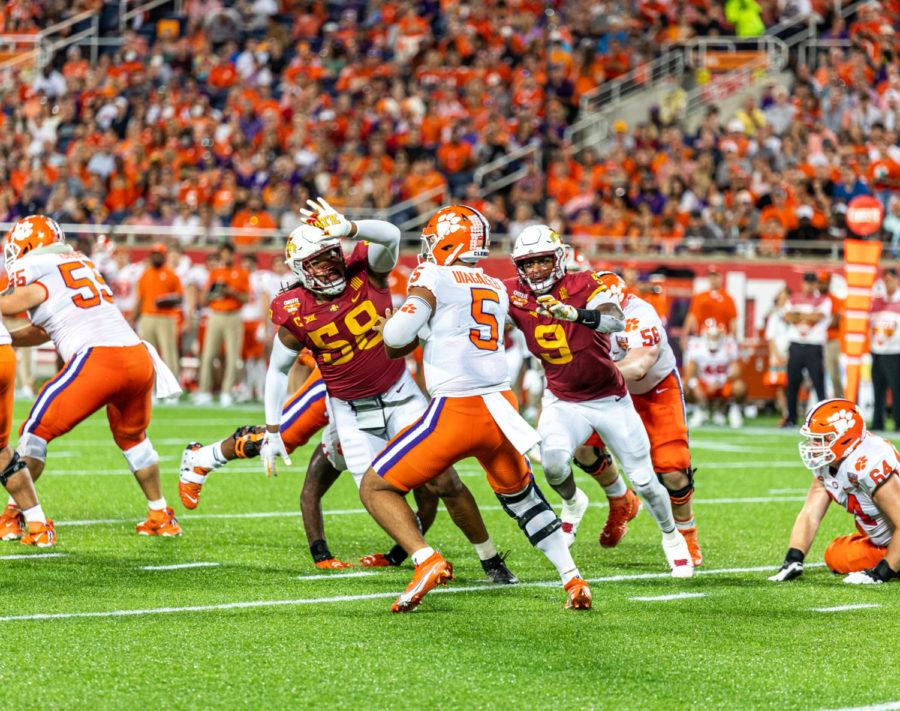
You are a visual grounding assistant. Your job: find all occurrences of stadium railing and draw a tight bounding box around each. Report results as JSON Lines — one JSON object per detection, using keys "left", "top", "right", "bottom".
{"left": 0, "top": 9, "right": 102, "bottom": 73}
{"left": 2, "top": 221, "right": 891, "bottom": 263}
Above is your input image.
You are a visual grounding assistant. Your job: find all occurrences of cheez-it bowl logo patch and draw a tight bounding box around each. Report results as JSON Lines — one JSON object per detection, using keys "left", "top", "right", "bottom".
{"left": 283, "top": 298, "right": 300, "bottom": 315}
{"left": 511, "top": 291, "right": 529, "bottom": 307}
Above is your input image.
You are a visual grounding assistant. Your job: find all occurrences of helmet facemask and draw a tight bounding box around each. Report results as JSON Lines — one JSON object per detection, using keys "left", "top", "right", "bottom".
{"left": 798, "top": 428, "right": 837, "bottom": 470}
{"left": 292, "top": 245, "right": 347, "bottom": 297}
{"left": 515, "top": 247, "right": 567, "bottom": 295}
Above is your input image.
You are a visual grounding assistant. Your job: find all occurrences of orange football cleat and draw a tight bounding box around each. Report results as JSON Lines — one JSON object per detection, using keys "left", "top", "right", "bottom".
{"left": 360, "top": 553, "right": 394, "bottom": 567}
{"left": 136, "top": 507, "right": 183, "bottom": 537}
{"left": 315, "top": 558, "right": 354, "bottom": 570}
{"left": 679, "top": 526, "right": 703, "bottom": 567}
{"left": 564, "top": 577, "right": 593, "bottom": 610}
{"left": 599, "top": 489, "right": 641, "bottom": 548}
{"left": 391, "top": 552, "right": 453, "bottom": 613}
{"left": 21, "top": 519, "right": 56, "bottom": 547}
{"left": 179, "top": 442, "right": 209, "bottom": 510}
{"left": 0, "top": 504, "right": 24, "bottom": 541}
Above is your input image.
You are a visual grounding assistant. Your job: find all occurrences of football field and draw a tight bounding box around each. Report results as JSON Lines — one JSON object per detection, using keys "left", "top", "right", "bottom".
{"left": 2, "top": 402, "right": 898, "bottom": 710}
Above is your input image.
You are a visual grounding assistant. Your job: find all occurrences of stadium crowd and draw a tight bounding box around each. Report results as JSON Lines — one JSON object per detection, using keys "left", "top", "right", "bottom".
{"left": 2, "top": 0, "right": 899, "bottom": 258}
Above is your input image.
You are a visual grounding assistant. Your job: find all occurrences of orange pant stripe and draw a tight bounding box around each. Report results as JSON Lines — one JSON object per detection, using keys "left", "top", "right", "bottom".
{"left": 280, "top": 371, "right": 328, "bottom": 453}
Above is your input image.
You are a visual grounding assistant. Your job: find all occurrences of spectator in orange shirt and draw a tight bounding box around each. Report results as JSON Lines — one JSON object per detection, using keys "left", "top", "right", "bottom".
{"left": 682, "top": 266, "right": 739, "bottom": 350}
{"left": 136, "top": 243, "right": 183, "bottom": 378}
{"left": 197, "top": 242, "right": 250, "bottom": 406}
{"left": 437, "top": 127, "right": 474, "bottom": 196}
{"left": 402, "top": 156, "right": 448, "bottom": 207}
{"left": 231, "top": 195, "right": 276, "bottom": 245}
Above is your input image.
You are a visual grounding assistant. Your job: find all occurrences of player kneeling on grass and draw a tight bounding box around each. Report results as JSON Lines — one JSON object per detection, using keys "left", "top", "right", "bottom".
{"left": 770, "top": 399, "right": 900, "bottom": 585}
{"left": 354, "top": 206, "right": 592, "bottom": 613}
{"left": 0, "top": 215, "right": 182, "bottom": 537}
{"left": 684, "top": 320, "right": 746, "bottom": 429}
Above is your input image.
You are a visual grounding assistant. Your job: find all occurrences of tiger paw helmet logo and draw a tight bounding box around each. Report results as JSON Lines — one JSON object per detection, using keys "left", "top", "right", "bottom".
{"left": 436, "top": 212, "right": 464, "bottom": 238}
{"left": 827, "top": 409, "right": 856, "bottom": 435}
{"left": 10, "top": 220, "right": 33, "bottom": 242}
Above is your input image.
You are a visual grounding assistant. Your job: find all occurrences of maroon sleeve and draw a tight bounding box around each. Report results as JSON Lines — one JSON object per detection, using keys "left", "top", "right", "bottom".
{"left": 346, "top": 242, "right": 369, "bottom": 269}
{"left": 268, "top": 292, "right": 307, "bottom": 346}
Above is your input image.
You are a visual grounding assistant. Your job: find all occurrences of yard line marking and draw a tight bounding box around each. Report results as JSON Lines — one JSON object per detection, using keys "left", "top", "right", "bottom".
{"left": 0, "top": 552, "right": 66, "bottom": 561}
{"left": 0, "top": 564, "right": 822, "bottom": 623}
{"left": 141, "top": 562, "right": 220, "bottom": 571}
{"left": 812, "top": 603, "right": 881, "bottom": 613}
{"left": 823, "top": 702, "right": 900, "bottom": 711}
{"left": 296, "top": 572, "right": 378, "bottom": 581}
{"left": 768, "top": 488, "right": 811, "bottom": 494}
{"left": 688, "top": 442, "right": 765, "bottom": 452}
{"left": 630, "top": 592, "right": 707, "bottom": 602}
{"left": 55, "top": 497, "right": 807, "bottom": 528}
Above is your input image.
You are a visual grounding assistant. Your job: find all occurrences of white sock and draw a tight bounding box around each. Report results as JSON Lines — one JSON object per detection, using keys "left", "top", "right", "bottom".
{"left": 195, "top": 442, "right": 228, "bottom": 471}
{"left": 602, "top": 475, "right": 627, "bottom": 498}
{"left": 7, "top": 495, "right": 16, "bottom": 508}
{"left": 411, "top": 546, "right": 435, "bottom": 566}
{"left": 22, "top": 504, "right": 46, "bottom": 524}
{"left": 635, "top": 478, "right": 677, "bottom": 534}
{"left": 148, "top": 497, "right": 167, "bottom": 511}
{"left": 536, "top": 530, "right": 581, "bottom": 584}
{"left": 675, "top": 515, "right": 696, "bottom": 530}
{"left": 472, "top": 538, "right": 498, "bottom": 561}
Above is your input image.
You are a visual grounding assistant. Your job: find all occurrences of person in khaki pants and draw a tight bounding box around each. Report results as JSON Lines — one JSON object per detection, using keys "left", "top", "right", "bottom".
{"left": 136, "top": 243, "right": 183, "bottom": 381}
{"left": 196, "top": 242, "right": 249, "bottom": 406}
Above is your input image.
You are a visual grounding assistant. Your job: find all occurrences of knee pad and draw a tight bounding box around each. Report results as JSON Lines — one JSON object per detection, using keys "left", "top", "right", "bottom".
{"left": 16, "top": 433, "right": 47, "bottom": 463}
{"left": 0, "top": 451, "right": 26, "bottom": 486}
{"left": 122, "top": 438, "right": 159, "bottom": 473}
{"left": 658, "top": 467, "right": 695, "bottom": 506}
{"left": 574, "top": 446, "right": 611, "bottom": 475}
{"left": 232, "top": 425, "right": 265, "bottom": 459}
{"left": 496, "top": 478, "right": 561, "bottom": 546}
{"left": 541, "top": 448, "right": 572, "bottom": 486}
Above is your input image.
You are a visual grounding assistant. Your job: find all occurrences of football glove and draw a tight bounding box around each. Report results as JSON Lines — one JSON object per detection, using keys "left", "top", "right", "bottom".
{"left": 536, "top": 294, "right": 577, "bottom": 321}
{"left": 844, "top": 559, "right": 897, "bottom": 585}
{"left": 768, "top": 561, "right": 804, "bottom": 582}
{"left": 260, "top": 430, "right": 291, "bottom": 478}
{"left": 299, "top": 197, "right": 353, "bottom": 238}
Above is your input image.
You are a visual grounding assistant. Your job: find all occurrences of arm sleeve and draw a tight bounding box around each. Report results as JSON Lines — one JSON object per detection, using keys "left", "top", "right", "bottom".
{"left": 354, "top": 219, "right": 401, "bottom": 274}
{"left": 264, "top": 336, "right": 301, "bottom": 427}
{"left": 383, "top": 295, "right": 433, "bottom": 348}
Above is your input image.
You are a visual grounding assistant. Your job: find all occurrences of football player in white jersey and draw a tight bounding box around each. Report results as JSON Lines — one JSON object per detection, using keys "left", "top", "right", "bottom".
{"left": 684, "top": 319, "right": 746, "bottom": 428}
{"left": 0, "top": 274, "right": 54, "bottom": 546}
{"left": 586, "top": 271, "right": 702, "bottom": 564}
{"left": 0, "top": 215, "right": 182, "bottom": 537}
{"left": 769, "top": 399, "right": 900, "bottom": 584}
{"left": 353, "top": 205, "right": 592, "bottom": 613}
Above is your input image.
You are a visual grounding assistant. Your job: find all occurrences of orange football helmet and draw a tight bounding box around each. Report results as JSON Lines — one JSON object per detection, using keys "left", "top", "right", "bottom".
{"left": 799, "top": 399, "right": 867, "bottom": 470}
{"left": 420, "top": 204, "right": 490, "bottom": 266}
{"left": 5, "top": 215, "right": 65, "bottom": 272}
{"left": 591, "top": 271, "right": 627, "bottom": 307}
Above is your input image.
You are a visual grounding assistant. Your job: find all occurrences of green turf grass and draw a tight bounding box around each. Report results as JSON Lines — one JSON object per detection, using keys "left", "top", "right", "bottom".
{"left": 1, "top": 403, "right": 897, "bottom": 709}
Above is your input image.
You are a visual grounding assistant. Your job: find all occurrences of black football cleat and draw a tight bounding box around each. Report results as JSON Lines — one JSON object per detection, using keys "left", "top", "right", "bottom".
{"left": 481, "top": 553, "right": 519, "bottom": 585}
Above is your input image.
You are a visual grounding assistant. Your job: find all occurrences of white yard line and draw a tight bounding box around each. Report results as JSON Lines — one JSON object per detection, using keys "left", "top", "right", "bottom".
{"left": 823, "top": 703, "right": 900, "bottom": 711}
{"left": 0, "top": 552, "right": 66, "bottom": 561}
{"left": 0, "top": 564, "right": 815, "bottom": 623}
{"left": 295, "top": 571, "right": 378, "bottom": 581}
{"left": 140, "top": 562, "right": 220, "bottom": 571}
{"left": 630, "top": 592, "right": 707, "bottom": 602}
{"left": 812, "top": 603, "right": 881, "bottom": 613}
{"left": 768, "top": 488, "right": 811, "bottom": 494}
{"left": 54, "top": 497, "right": 806, "bottom": 528}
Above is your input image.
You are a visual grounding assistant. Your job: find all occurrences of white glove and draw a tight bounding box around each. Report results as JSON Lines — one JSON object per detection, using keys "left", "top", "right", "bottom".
{"left": 536, "top": 294, "right": 577, "bottom": 321}
{"left": 299, "top": 197, "right": 352, "bottom": 238}
{"left": 843, "top": 569, "right": 884, "bottom": 585}
{"left": 260, "top": 430, "right": 291, "bottom": 478}
{"left": 767, "top": 561, "right": 804, "bottom": 582}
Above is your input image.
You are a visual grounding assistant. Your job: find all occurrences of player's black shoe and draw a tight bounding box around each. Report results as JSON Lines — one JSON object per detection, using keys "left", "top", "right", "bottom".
{"left": 481, "top": 553, "right": 519, "bottom": 585}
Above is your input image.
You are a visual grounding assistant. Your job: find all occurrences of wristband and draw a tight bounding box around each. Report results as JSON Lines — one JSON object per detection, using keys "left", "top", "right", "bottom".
{"left": 785, "top": 547, "right": 805, "bottom": 564}
{"left": 574, "top": 308, "right": 600, "bottom": 329}
{"left": 873, "top": 558, "right": 898, "bottom": 581}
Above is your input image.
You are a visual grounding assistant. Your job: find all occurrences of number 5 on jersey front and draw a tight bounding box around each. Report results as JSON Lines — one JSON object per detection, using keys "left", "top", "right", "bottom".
{"left": 469, "top": 287, "right": 499, "bottom": 351}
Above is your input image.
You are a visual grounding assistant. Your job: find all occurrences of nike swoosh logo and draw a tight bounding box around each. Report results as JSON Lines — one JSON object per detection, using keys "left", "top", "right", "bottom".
{"left": 655, "top": 388, "right": 669, "bottom": 394}
{"left": 351, "top": 292, "right": 362, "bottom": 303}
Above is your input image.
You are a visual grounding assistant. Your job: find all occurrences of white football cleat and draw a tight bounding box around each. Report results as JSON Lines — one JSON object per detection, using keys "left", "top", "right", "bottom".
{"left": 728, "top": 403, "right": 743, "bottom": 429}
{"left": 662, "top": 531, "right": 694, "bottom": 578}
{"left": 560, "top": 487, "right": 590, "bottom": 548}
{"left": 712, "top": 411, "right": 727, "bottom": 427}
